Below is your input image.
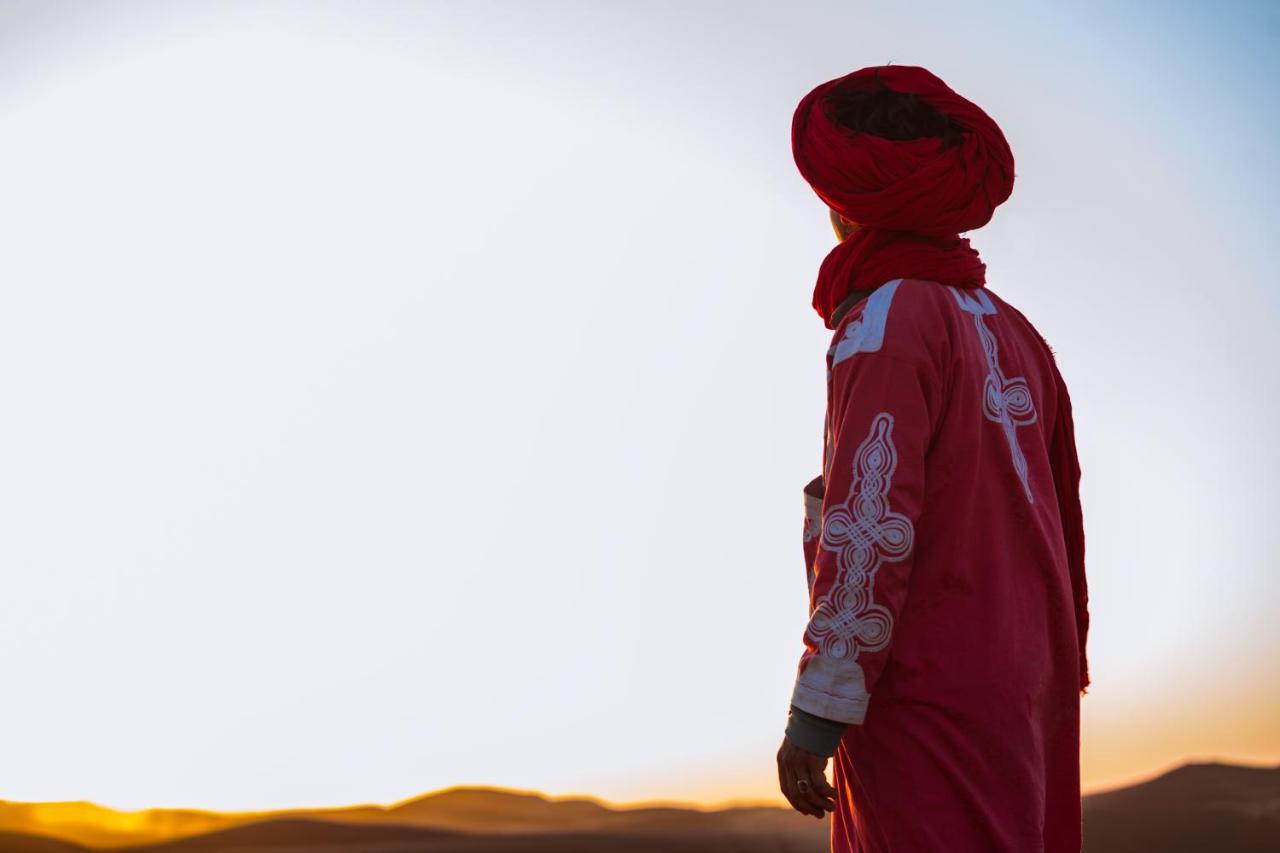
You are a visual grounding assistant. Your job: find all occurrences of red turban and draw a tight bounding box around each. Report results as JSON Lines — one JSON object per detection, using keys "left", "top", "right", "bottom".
{"left": 792, "top": 65, "right": 1015, "bottom": 328}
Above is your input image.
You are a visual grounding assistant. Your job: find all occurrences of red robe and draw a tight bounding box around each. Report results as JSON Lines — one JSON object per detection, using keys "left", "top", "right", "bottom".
{"left": 795, "top": 277, "right": 1087, "bottom": 852}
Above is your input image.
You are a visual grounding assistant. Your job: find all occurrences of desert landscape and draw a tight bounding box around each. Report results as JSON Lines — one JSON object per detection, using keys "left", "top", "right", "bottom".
{"left": 0, "top": 762, "right": 1276, "bottom": 852}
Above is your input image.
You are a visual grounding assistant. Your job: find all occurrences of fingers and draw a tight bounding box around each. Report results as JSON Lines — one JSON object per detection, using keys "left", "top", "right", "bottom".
{"left": 776, "top": 740, "right": 830, "bottom": 819}
{"left": 799, "top": 753, "right": 837, "bottom": 815}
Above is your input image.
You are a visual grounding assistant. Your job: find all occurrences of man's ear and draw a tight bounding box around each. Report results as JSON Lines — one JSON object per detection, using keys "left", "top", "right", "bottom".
{"left": 829, "top": 208, "right": 859, "bottom": 242}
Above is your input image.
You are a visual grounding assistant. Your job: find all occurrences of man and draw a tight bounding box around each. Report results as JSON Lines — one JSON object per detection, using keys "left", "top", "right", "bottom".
{"left": 776, "top": 65, "right": 1090, "bottom": 852}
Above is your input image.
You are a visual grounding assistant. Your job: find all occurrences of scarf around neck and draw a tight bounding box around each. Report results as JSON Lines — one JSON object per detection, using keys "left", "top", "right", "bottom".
{"left": 793, "top": 65, "right": 1016, "bottom": 329}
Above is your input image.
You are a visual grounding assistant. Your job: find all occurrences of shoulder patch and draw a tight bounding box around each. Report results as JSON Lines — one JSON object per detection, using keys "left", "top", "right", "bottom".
{"left": 831, "top": 278, "right": 904, "bottom": 367}
{"left": 949, "top": 286, "right": 997, "bottom": 316}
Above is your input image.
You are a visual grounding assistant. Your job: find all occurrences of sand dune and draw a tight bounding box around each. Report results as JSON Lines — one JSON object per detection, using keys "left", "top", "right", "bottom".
{"left": 0, "top": 802, "right": 237, "bottom": 850}
{"left": 2, "top": 761, "right": 1277, "bottom": 852}
{"left": 120, "top": 818, "right": 816, "bottom": 853}
{"left": 368, "top": 789, "right": 823, "bottom": 840}
{"left": 0, "top": 830, "right": 89, "bottom": 852}
{"left": 122, "top": 818, "right": 460, "bottom": 851}
{"left": 1083, "top": 761, "right": 1280, "bottom": 852}
{"left": 0, "top": 789, "right": 827, "bottom": 850}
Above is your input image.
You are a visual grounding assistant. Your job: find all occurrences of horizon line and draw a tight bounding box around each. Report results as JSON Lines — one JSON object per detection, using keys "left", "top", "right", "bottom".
{"left": 6, "top": 755, "right": 1278, "bottom": 818}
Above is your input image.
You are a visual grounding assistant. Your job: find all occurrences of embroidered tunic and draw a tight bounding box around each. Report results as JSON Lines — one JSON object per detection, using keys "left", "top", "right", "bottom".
{"left": 793, "top": 277, "right": 1088, "bottom": 852}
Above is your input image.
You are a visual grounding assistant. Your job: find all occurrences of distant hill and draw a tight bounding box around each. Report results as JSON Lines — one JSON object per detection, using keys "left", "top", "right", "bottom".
{"left": 0, "top": 802, "right": 237, "bottom": 850}
{"left": 1084, "top": 761, "right": 1280, "bottom": 853}
{"left": 371, "top": 787, "right": 823, "bottom": 840}
{"left": 0, "top": 830, "right": 88, "bottom": 853}
{"left": 120, "top": 818, "right": 814, "bottom": 853}
{"left": 0, "top": 791, "right": 827, "bottom": 851}
{"left": 122, "top": 818, "right": 460, "bottom": 851}
{"left": 1, "top": 761, "right": 1276, "bottom": 852}
{"left": 383, "top": 788, "right": 616, "bottom": 832}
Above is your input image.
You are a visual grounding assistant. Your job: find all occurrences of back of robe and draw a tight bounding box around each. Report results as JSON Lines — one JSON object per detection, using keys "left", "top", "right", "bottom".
{"left": 794, "top": 277, "right": 1086, "bottom": 853}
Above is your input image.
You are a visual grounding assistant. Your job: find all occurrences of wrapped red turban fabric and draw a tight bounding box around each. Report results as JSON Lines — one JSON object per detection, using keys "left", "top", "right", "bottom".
{"left": 792, "top": 65, "right": 1016, "bottom": 328}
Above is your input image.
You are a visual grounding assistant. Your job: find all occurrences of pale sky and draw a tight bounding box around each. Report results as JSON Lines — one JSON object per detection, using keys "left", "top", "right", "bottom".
{"left": 0, "top": 0, "right": 1277, "bottom": 811}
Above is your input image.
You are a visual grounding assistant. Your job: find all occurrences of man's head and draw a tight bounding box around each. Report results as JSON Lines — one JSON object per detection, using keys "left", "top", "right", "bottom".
{"left": 820, "top": 67, "right": 965, "bottom": 242}
{"left": 792, "top": 64, "right": 1015, "bottom": 325}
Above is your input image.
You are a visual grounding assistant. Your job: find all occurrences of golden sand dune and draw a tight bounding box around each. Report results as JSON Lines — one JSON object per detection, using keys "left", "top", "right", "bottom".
{"left": 0, "top": 830, "right": 88, "bottom": 853}
{"left": 0, "top": 791, "right": 827, "bottom": 851}
{"left": 2, "top": 762, "right": 1277, "bottom": 852}
{"left": 0, "top": 802, "right": 238, "bottom": 850}
{"left": 126, "top": 818, "right": 460, "bottom": 851}
{"left": 123, "top": 819, "right": 813, "bottom": 853}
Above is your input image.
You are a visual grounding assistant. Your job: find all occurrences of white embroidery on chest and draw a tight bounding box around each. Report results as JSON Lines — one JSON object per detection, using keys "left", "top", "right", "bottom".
{"left": 807, "top": 412, "right": 914, "bottom": 659}
{"left": 949, "top": 287, "right": 1037, "bottom": 503}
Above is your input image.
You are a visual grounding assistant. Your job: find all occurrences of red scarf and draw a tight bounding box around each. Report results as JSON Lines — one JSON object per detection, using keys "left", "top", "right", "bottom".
{"left": 793, "top": 65, "right": 1016, "bottom": 328}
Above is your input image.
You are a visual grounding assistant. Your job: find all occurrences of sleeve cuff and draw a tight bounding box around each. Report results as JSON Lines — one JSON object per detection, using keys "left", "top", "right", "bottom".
{"left": 790, "top": 656, "right": 870, "bottom": 724}
{"left": 785, "top": 704, "right": 848, "bottom": 757}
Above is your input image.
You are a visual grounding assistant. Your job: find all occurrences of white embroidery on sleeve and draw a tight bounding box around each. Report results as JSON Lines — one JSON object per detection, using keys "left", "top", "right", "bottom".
{"left": 949, "top": 287, "right": 1038, "bottom": 503}
{"left": 792, "top": 412, "right": 914, "bottom": 723}
{"left": 807, "top": 412, "right": 914, "bottom": 658}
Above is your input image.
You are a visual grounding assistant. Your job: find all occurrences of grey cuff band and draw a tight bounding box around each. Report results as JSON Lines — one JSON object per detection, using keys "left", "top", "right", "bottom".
{"left": 785, "top": 704, "right": 848, "bottom": 758}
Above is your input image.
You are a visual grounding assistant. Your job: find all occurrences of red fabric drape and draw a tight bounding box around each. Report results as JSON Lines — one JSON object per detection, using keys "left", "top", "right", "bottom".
{"left": 1053, "top": 361, "right": 1091, "bottom": 697}
{"left": 793, "top": 65, "right": 1016, "bottom": 328}
{"left": 1033, "top": 322, "right": 1092, "bottom": 696}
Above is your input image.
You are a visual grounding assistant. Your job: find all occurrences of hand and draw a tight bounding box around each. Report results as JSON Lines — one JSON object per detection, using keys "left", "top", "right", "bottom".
{"left": 776, "top": 736, "right": 837, "bottom": 818}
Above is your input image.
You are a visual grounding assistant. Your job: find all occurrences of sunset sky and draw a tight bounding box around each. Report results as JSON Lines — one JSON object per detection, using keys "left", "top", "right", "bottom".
{"left": 0, "top": 0, "right": 1277, "bottom": 812}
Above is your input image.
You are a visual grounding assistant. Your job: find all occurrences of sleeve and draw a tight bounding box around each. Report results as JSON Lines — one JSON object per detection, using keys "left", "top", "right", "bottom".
{"left": 789, "top": 327, "right": 941, "bottom": 726}
{"left": 786, "top": 474, "right": 851, "bottom": 757}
